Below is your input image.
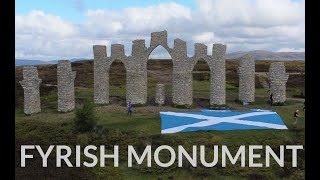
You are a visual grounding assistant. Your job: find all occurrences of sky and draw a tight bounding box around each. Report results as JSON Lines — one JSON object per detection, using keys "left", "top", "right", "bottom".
{"left": 15, "top": 0, "right": 305, "bottom": 61}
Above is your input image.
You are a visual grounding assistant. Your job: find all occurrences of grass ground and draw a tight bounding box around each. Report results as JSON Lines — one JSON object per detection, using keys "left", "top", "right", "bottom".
{"left": 15, "top": 82, "right": 305, "bottom": 180}
{"left": 15, "top": 60, "right": 305, "bottom": 179}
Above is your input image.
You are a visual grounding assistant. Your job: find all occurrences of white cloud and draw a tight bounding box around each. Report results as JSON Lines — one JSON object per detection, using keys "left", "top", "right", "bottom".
{"left": 195, "top": 0, "right": 304, "bottom": 27}
{"left": 15, "top": 10, "right": 76, "bottom": 38}
{"left": 15, "top": 1, "right": 305, "bottom": 60}
{"left": 84, "top": 2, "right": 192, "bottom": 33}
{"left": 277, "top": 48, "right": 305, "bottom": 52}
{"left": 192, "top": 32, "right": 215, "bottom": 43}
{"left": 15, "top": 10, "right": 111, "bottom": 60}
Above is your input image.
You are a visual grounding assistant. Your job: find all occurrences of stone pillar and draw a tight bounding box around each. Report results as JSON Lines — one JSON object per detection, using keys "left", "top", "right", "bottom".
{"left": 57, "top": 60, "right": 76, "bottom": 112}
{"left": 155, "top": 83, "right": 165, "bottom": 105}
{"left": 268, "top": 62, "right": 289, "bottom": 104}
{"left": 111, "top": 44, "right": 125, "bottom": 59}
{"left": 172, "top": 72, "right": 193, "bottom": 106}
{"left": 194, "top": 43, "right": 207, "bottom": 58}
{"left": 211, "top": 44, "right": 226, "bottom": 105}
{"left": 126, "top": 70, "right": 147, "bottom": 105}
{"left": 93, "top": 45, "right": 109, "bottom": 104}
{"left": 132, "top": 40, "right": 147, "bottom": 57}
{"left": 171, "top": 39, "right": 193, "bottom": 106}
{"left": 19, "top": 66, "right": 42, "bottom": 115}
{"left": 238, "top": 54, "right": 255, "bottom": 102}
{"left": 150, "top": 31, "right": 168, "bottom": 47}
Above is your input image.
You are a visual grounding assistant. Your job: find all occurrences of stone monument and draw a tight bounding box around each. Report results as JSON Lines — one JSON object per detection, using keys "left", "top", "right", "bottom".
{"left": 19, "top": 66, "right": 42, "bottom": 114}
{"left": 57, "top": 60, "right": 76, "bottom": 112}
{"left": 93, "top": 30, "right": 227, "bottom": 106}
{"left": 155, "top": 83, "right": 165, "bottom": 105}
{"left": 268, "top": 62, "right": 289, "bottom": 104}
{"left": 238, "top": 54, "right": 255, "bottom": 102}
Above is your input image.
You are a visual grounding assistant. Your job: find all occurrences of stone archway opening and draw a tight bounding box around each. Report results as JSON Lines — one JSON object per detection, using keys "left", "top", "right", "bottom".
{"left": 192, "top": 58, "right": 211, "bottom": 108}
{"left": 109, "top": 59, "right": 126, "bottom": 105}
{"left": 147, "top": 45, "right": 173, "bottom": 106}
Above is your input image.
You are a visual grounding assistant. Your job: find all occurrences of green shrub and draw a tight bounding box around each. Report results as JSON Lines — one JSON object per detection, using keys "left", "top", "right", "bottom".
{"left": 74, "top": 99, "right": 97, "bottom": 132}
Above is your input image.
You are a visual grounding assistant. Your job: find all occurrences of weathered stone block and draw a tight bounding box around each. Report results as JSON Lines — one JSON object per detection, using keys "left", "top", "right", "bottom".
{"left": 172, "top": 72, "right": 193, "bottom": 105}
{"left": 172, "top": 38, "right": 187, "bottom": 59}
{"left": 212, "top": 44, "right": 226, "bottom": 60}
{"left": 268, "top": 62, "right": 289, "bottom": 103}
{"left": 19, "top": 66, "right": 42, "bottom": 115}
{"left": 238, "top": 54, "right": 255, "bottom": 102}
{"left": 211, "top": 44, "right": 227, "bottom": 105}
{"left": 57, "top": 60, "right": 76, "bottom": 112}
{"left": 150, "top": 30, "right": 168, "bottom": 47}
{"left": 111, "top": 44, "right": 125, "bottom": 59}
{"left": 93, "top": 45, "right": 107, "bottom": 59}
{"left": 155, "top": 83, "right": 165, "bottom": 105}
{"left": 132, "top": 39, "right": 146, "bottom": 57}
{"left": 93, "top": 45, "right": 109, "bottom": 104}
{"left": 194, "top": 43, "right": 207, "bottom": 58}
{"left": 126, "top": 70, "right": 147, "bottom": 104}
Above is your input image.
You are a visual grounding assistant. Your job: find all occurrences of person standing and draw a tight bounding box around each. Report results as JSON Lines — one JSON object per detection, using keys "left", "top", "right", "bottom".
{"left": 294, "top": 110, "right": 299, "bottom": 128}
{"left": 127, "top": 102, "right": 132, "bottom": 116}
{"left": 270, "top": 93, "right": 273, "bottom": 106}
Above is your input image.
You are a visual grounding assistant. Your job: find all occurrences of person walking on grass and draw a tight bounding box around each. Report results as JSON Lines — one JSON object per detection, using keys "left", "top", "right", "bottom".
{"left": 294, "top": 110, "right": 299, "bottom": 128}
{"left": 270, "top": 93, "right": 273, "bottom": 106}
{"left": 127, "top": 102, "right": 132, "bottom": 116}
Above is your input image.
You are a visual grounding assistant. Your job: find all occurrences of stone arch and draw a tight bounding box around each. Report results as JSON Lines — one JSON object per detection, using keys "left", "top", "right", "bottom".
{"left": 146, "top": 44, "right": 173, "bottom": 59}
{"left": 147, "top": 45, "right": 173, "bottom": 105}
{"left": 109, "top": 44, "right": 128, "bottom": 70}
{"left": 146, "top": 30, "right": 173, "bottom": 58}
{"left": 109, "top": 59, "right": 127, "bottom": 102}
{"left": 190, "top": 43, "right": 227, "bottom": 106}
{"left": 93, "top": 44, "right": 128, "bottom": 105}
{"left": 192, "top": 57, "right": 211, "bottom": 107}
{"left": 93, "top": 30, "right": 226, "bottom": 106}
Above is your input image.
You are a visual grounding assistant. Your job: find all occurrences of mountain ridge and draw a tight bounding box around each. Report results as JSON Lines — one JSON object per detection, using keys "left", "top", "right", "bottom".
{"left": 15, "top": 51, "right": 305, "bottom": 66}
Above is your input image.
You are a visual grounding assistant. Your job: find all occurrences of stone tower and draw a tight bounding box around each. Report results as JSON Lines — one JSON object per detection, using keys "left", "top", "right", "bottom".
{"left": 238, "top": 54, "right": 255, "bottom": 102}
{"left": 268, "top": 62, "right": 289, "bottom": 104}
{"left": 19, "top": 66, "right": 42, "bottom": 115}
{"left": 93, "top": 45, "right": 109, "bottom": 104}
{"left": 155, "top": 83, "right": 165, "bottom": 105}
{"left": 57, "top": 60, "right": 76, "bottom": 112}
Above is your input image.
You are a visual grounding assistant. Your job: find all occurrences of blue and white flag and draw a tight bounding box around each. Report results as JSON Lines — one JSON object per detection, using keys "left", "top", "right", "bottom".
{"left": 160, "top": 109, "right": 288, "bottom": 134}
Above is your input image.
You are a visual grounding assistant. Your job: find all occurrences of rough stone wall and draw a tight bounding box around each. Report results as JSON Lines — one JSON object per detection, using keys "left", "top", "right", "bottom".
{"left": 19, "top": 66, "right": 42, "bottom": 114}
{"left": 210, "top": 44, "right": 227, "bottom": 105}
{"left": 126, "top": 70, "right": 147, "bottom": 104}
{"left": 155, "top": 83, "right": 165, "bottom": 105}
{"left": 238, "top": 54, "right": 255, "bottom": 102}
{"left": 57, "top": 60, "right": 76, "bottom": 112}
{"left": 126, "top": 39, "right": 148, "bottom": 104}
{"left": 268, "top": 62, "right": 289, "bottom": 103}
{"left": 93, "top": 40, "right": 147, "bottom": 105}
{"left": 93, "top": 30, "right": 227, "bottom": 106}
{"left": 93, "top": 45, "right": 109, "bottom": 104}
{"left": 190, "top": 43, "right": 227, "bottom": 106}
{"left": 171, "top": 39, "right": 195, "bottom": 105}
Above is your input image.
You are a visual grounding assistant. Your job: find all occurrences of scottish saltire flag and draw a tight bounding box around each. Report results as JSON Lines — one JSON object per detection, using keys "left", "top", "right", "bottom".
{"left": 160, "top": 109, "right": 288, "bottom": 134}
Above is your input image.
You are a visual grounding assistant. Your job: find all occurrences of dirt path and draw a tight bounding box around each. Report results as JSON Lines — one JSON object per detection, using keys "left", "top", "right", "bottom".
{"left": 287, "top": 97, "right": 305, "bottom": 102}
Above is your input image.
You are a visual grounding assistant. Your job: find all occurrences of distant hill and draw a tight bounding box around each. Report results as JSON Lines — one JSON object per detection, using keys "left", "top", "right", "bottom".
{"left": 226, "top": 50, "right": 305, "bottom": 60}
{"left": 15, "top": 58, "right": 88, "bottom": 66}
{"left": 15, "top": 59, "right": 52, "bottom": 66}
{"left": 15, "top": 50, "right": 305, "bottom": 66}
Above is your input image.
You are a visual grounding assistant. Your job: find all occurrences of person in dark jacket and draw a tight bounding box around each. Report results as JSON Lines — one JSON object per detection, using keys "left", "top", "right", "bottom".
{"left": 270, "top": 93, "right": 273, "bottom": 106}
{"left": 127, "top": 102, "right": 132, "bottom": 116}
{"left": 294, "top": 110, "right": 299, "bottom": 128}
